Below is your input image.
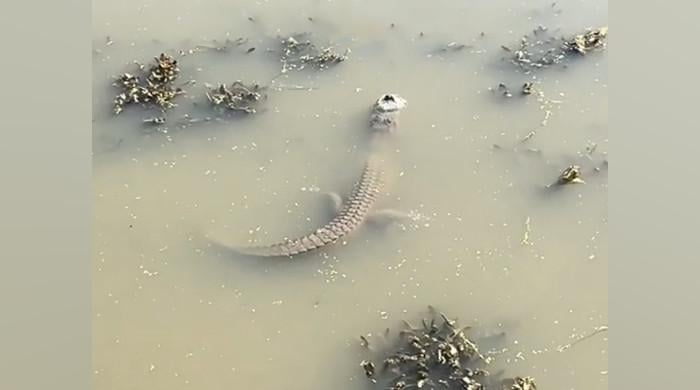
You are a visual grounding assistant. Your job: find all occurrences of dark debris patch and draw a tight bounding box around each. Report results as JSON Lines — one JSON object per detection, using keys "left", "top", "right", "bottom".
{"left": 551, "top": 165, "right": 585, "bottom": 187}
{"left": 112, "top": 53, "right": 184, "bottom": 115}
{"left": 279, "top": 34, "right": 350, "bottom": 73}
{"left": 505, "top": 376, "right": 538, "bottom": 390}
{"left": 504, "top": 26, "right": 607, "bottom": 73}
{"left": 205, "top": 81, "right": 267, "bottom": 115}
{"left": 359, "top": 308, "right": 537, "bottom": 390}
{"left": 563, "top": 27, "right": 608, "bottom": 55}
{"left": 489, "top": 82, "right": 535, "bottom": 100}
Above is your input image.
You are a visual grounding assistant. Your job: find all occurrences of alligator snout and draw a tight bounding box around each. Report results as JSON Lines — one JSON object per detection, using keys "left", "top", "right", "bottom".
{"left": 370, "top": 93, "right": 407, "bottom": 132}
{"left": 376, "top": 93, "right": 407, "bottom": 112}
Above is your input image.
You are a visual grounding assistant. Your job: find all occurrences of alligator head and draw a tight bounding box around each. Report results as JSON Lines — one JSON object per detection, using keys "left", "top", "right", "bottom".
{"left": 369, "top": 93, "right": 407, "bottom": 133}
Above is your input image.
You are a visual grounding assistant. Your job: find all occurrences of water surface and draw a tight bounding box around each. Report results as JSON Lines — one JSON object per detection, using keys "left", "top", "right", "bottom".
{"left": 93, "top": 1, "right": 608, "bottom": 388}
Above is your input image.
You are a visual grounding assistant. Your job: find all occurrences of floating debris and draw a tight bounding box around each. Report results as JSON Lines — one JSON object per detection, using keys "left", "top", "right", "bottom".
{"left": 272, "top": 83, "right": 318, "bottom": 92}
{"left": 112, "top": 53, "right": 184, "bottom": 115}
{"left": 142, "top": 117, "right": 166, "bottom": 125}
{"left": 518, "top": 85, "right": 562, "bottom": 143}
{"left": 427, "top": 40, "right": 475, "bottom": 58}
{"left": 495, "top": 83, "right": 513, "bottom": 98}
{"left": 551, "top": 165, "right": 585, "bottom": 186}
{"left": 506, "top": 376, "right": 538, "bottom": 390}
{"left": 583, "top": 142, "right": 598, "bottom": 159}
{"left": 361, "top": 360, "right": 376, "bottom": 381}
{"left": 490, "top": 82, "right": 536, "bottom": 99}
{"left": 279, "top": 34, "right": 350, "bottom": 73}
{"left": 360, "top": 335, "right": 371, "bottom": 348}
{"left": 360, "top": 308, "right": 534, "bottom": 390}
{"left": 172, "top": 114, "right": 217, "bottom": 129}
{"left": 505, "top": 26, "right": 608, "bottom": 73}
{"left": 557, "top": 325, "right": 608, "bottom": 352}
{"left": 432, "top": 41, "right": 469, "bottom": 55}
{"left": 445, "top": 42, "right": 466, "bottom": 51}
{"left": 564, "top": 27, "right": 608, "bottom": 55}
{"left": 593, "top": 159, "right": 609, "bottom": 174}
{"left": 171, "top": 37, "right": 250, "bottom": 57}
{"left": 205, "top": 81, "right": 267, "bottom": 115}
{"left": 521, "top": 217, "right": 534, "bottom": 246}
{"left": 192, "top": 37, "right": 249, "bottom": 54}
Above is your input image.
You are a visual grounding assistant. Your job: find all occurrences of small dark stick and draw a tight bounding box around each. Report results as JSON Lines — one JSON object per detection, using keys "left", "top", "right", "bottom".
{"left": 359, "top": 335, "right": 370, "bottom": 348}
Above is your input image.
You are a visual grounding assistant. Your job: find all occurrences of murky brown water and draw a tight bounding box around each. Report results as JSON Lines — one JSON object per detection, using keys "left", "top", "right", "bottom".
{"left": 93, "top": 1, "right": 608, "bottom": 389}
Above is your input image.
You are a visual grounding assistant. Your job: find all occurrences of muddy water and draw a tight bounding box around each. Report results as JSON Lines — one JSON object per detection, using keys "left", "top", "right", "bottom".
{"left": 93, "top": 0, "right": 608, "bottom": 389}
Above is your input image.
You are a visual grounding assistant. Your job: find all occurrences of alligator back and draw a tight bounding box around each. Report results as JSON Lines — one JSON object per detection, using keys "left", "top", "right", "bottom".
{"left": 233, "top": 156, "right": 384, "bottom": 258}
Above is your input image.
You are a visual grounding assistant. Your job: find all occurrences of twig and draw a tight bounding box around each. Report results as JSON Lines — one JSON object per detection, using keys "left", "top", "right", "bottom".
{"left": 557, "top": 325, "right": 608, "bottom": 352}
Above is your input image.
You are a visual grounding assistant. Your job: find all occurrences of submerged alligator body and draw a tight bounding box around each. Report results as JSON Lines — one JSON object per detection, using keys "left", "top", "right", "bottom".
{"left": 231, "top": 94, "right": 407, "bottom": 258}
{"left": 234, "top": 156, "right": 384, "bottom": 257}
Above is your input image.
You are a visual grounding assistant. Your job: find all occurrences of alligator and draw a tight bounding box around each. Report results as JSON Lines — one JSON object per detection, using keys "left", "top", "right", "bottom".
{"left": 229, "top": 93, "right": 408, "bottom": 258}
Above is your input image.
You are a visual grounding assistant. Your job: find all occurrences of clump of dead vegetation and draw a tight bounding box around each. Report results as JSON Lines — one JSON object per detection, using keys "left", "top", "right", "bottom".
{"left": 279, "top": 34, "right": 350, "bottom": 73}
{"left": 503, "top": 26, "right": 608, "bottom": 73}
{"left": 112, "top": 53, "right": 185, "bottom": 115}
{"left": 563, "top": 27, "right": 608, "bottom": 55}
{"left": 359, "top": 307, "right": 537, "bottom": 390}
{"left": 205, "top": 81, "right": 267, "bottom": 115}
{"left": 505, "top": 376, "right": 538, "bottom": 390}
{"left": 552, "top": 165, "right": 585, "bottom": 186}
